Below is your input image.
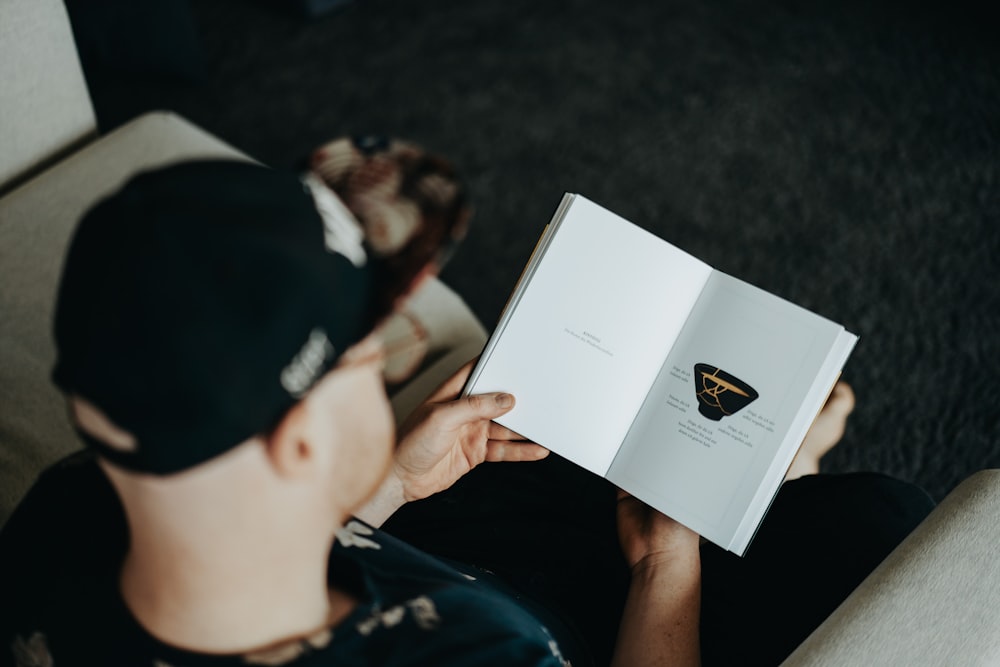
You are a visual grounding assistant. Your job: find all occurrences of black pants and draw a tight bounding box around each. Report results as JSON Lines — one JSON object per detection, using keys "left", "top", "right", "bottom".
{"left": 384, "top": 454, "right": 934, "bottom": 666}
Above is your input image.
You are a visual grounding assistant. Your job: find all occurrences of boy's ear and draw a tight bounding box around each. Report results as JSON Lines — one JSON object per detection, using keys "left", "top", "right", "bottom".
{"left": 264, "top": 400, "right": 319, "bottom": 478}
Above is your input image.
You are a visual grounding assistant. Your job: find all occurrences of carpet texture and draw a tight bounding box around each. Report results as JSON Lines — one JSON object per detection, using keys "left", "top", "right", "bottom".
{"left": 80, "top": 0, "right": 999, "bottom": 501}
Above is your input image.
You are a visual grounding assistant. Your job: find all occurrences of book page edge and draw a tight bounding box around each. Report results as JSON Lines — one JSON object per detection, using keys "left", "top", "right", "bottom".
{"left": 463, "top": 193, "right": 577, "bottom": 397}
{"left": 727, "top": 329, "right": 859, "bottom": 555}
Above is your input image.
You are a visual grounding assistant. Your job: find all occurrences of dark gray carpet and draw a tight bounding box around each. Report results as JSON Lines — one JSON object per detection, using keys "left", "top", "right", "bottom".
{"left": 80, "top": 0, "right": 999, "bottom": 501}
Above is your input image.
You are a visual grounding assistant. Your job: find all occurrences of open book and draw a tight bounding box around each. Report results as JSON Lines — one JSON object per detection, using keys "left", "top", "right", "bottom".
{"left": 465, "top": 194, "right": 858, "bottom": 555}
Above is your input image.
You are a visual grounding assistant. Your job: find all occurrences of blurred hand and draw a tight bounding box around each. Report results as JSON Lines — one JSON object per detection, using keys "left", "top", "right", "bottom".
{"left": 391, "top": 360, "right": 549, "bottom": 502}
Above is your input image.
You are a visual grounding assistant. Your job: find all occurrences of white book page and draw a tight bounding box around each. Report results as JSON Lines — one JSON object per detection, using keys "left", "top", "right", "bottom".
{"left": 607, "top": 271, "right": 851, "bottom": 552}
{"left": 466, "top": 195, "right": 712, "bottom": 476}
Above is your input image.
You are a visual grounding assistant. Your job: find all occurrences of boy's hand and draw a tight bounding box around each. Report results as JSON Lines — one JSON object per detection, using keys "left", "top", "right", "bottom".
{"left": 616, "top": 489, "right": 700, "bottom": 573}
{"left": 392, "top": 360, "right": 549, "bottom": 502}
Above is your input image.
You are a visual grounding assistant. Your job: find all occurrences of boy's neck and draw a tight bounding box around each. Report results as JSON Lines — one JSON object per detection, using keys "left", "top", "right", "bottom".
{"left": 119, "top": 523, "right": 356, "bottom": 656}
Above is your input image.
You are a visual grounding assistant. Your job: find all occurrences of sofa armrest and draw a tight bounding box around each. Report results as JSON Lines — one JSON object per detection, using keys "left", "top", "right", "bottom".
{"left": 0, "top": 0, "right": 97, "bottom": 192}
{"left": 782, "top": 469, "right": 1000, "bottom": 666}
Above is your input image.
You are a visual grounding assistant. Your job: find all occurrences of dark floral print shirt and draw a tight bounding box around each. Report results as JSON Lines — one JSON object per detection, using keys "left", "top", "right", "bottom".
{"left": 0, "top": 453, "right": 574, "bottom": 667}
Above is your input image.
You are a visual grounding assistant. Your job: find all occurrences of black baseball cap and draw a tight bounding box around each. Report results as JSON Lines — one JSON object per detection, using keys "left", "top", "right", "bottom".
{"left": 53, "top": 150, "right": 468, "bottom": 475}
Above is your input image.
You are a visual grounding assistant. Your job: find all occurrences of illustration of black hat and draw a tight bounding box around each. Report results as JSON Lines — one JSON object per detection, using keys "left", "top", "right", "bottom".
{"left": 693, "top": 363, "right": 759, "bottom": 421}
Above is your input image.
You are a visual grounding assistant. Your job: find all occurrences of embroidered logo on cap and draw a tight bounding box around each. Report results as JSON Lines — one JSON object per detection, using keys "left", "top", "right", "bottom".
{"left": 281, "top": 328, "right": 335, "bottom": 397}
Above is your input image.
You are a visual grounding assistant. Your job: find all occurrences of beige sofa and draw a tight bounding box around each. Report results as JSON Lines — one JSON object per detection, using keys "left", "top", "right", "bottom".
{"left": 1, "top": 1, "right": 998, "bottom": 664}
